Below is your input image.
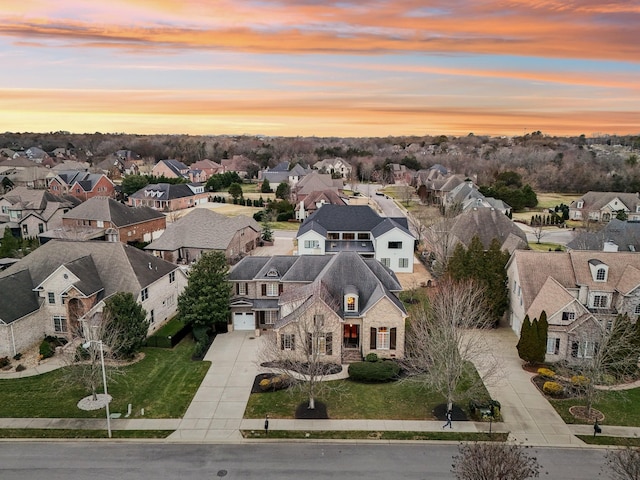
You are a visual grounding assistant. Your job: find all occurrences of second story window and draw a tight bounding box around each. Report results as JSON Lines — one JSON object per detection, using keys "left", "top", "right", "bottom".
{"left": 47, "top": 292, "right": 56, "bottom": 304}
{"left": 169, "top": 271, "right": 175, "bottom": 283}
{"left": 141, "top": 288, "right": 149, "bottom": 301}
{"left": 262, "top": 283, "right": 281, "bottom": 297}
{"left": 561, "top": 311, "right": 575, "bottom": 321}
{"left": 592, "top": 295, "right": 608, "bottom": 308}
{"left": 237, "top": 282, "right": 247, "bottom": 295}
{"left": 388, "top": 241, "right": 402, "bottom": 249}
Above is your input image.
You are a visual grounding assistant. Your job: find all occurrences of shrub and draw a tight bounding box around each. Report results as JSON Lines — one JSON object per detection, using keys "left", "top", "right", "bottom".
{"left": 259, "top": 374, "right": 292, "bottom": 392}
{"left": 39, "top": 340, "right": 54, "bottom": 359}
{"left": 348, "top": 360, "right": 400, "bottom": 382}
{"left": 571, "top": 375, "right": 590, "bottom": 387}
{"left": 15, "top": 364, "right": 25, "bottom": 372}
{"left": 468, "top": 399, "right": 502, "bottom": 420}
{"left": 537, "top": 368, "right": 555, "bottom": 378}
{"left": 365, "top": 353, "right": 379, "bottom": 362}
{"left": 0, "top": 356, "right": 10, "bottom": 368}
{"left": 13, "top": 353, "right": 22, "bottom": 361}
{"left": 543, "top": 381, "right": 564, "bottom": 395}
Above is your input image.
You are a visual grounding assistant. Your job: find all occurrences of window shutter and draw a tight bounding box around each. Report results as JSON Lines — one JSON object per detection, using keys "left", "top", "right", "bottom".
{"left": 261, "top": 284, "right": 266, "bottom": 296}
{"left": 326, "top": 333, "right": 333, "bottom": 355}
{"left": 235, "top": 283, "right": 239, "bottom": 295}
{"left": 291, "top": 334, "right": 295, "bottom": 351}
{"left": 571, "top": 341, "right": 578, "bottom": 358}
{"left": 390, "top": 327, "right": 397, "bottom": 350}
{"left": 370, "top": 327, "right": 377, "bottom": 349}
{"left": 280, "top": 335, "right": 284, "bottom": 350}
{"left": 554, "top": 338, "right": 560, "bottom": 354}
{"left": 307, "top": 333, "right": 313, "bottom": 353}
{"left": 279, "top": 283, "right": 284, "bottom": 295}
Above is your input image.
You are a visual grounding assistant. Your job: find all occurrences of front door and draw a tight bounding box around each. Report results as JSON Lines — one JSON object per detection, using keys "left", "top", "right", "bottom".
{"left": 343, "top": 324, "right": 359, "bottom": 348}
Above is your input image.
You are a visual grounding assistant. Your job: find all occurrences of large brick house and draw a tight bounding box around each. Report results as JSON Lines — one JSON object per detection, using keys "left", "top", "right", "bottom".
{"left": 507, "top": 250, "right": 640, "bottom": 363}
{"left": 58, "top": 196, "right": 166, "bottom": 244}
{"left": 228, "top": 252, "right": 407, "bottom": 363}
{"left": 0, "top": 240, "right": 187, "bottom": 357}
{"left": 128, "top": 183, "right": 208, "bottom": 212}
{"left": 48, "top": 170, "right": 116, "bottom": 201}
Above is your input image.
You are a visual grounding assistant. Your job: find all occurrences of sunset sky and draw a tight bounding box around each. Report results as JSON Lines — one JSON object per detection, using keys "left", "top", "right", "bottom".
{"left": 1, "top": 0, "right": 639, "bottom": 137}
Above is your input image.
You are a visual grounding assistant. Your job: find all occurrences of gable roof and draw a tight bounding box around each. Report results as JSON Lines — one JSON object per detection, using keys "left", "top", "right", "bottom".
{"left": 0, "top": 240, "right": 178, "bottom": 323}
{"left": 297, "top": 205, "right": 411, "bottom": 238}
{"left": 63, "top": 196, "right": 165, "bottom": 226}
{"left": 446, "top": 208, "right": 527, "bottom": 253}
{"left": 55, "top": 170, "right": 112, "bottom": 191}
{"left": 0, "top": 269, "right": 40, "bottom": 324}
{"left": 146, "top": 208, "right": 260, "bottom": 252}
{"left": 567, "top": 219, "right": 640, "bottom": 252}
{"left": 128, "top": 183, "right": 202, "bottom": 201}
{"left": 296, "top": 190, "right": 347, "bottom": 211}
{"left": 570, "top": 191, "right": 640, "bottom": 211}
{"left": 155, "top": 159, "right": 189, "bottom": 177}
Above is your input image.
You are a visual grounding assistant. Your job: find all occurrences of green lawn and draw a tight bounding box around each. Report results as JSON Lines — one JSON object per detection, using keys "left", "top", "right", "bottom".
{"left": 242, "top": 430, "right": 508, "bottom": 442}
{"left": 578, "top": 435, "right": 640, "bottom": 446}
{"left": 0, "top": 337, "right": 210, "bottom": 419}
{"left": 528, "top": 242, "right": 564, "bottom": 252}
{"left": 245, "top": 376, "right": 491, "bottom": 420}
{"left": 535, "top": 193, "right": 581, "bottom": 210}
{"left": 549, "top": 387, "right": 640, "bottom": 426}
{"left": 0, "top": 429, "right": 174, "bottom": 439}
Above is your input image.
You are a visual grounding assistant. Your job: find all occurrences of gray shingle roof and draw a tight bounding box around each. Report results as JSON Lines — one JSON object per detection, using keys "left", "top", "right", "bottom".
{"left": 0, "top": 269, "right": 40, "bottom": 324}
{"left": 567, "top": 219, "right": 640, "bottom": 252}
{"left": 145, "top": 208, "right": 260, "bottom": 251}
{"left": 63, "top": 197, "right": 165, "bottom": 227}
{"left": 446, "top": 208, "right": 527, "bottom": 253}
{"left": 128, "top": 183, "right": 201, "bottom": 201}
{"left": 0, "top": 240, "right": 178, "bottom": 323}
{"left": 297, "top": 205, "right": 411, "bottom": 237}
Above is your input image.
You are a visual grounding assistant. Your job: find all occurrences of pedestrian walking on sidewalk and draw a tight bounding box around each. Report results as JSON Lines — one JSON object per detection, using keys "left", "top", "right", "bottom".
{"left": 593, "top": 420, "right": 601, "bottom": 437}
{"left": 443, "top": 410, "right": 453, "bottom": 429}
{"left": 264, "top": 414, "right": 269, "bottom": 436}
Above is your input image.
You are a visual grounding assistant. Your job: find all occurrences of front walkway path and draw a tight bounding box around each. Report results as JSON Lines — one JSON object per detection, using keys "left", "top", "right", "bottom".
{"left": 473, "top": 327, "right": 584, "bottom": 446}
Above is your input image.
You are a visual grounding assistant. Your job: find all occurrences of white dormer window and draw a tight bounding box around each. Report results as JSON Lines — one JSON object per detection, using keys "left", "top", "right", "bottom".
{"left": 588, "top": 259, "right": 608, "bottom": 282}
{"left": 577, "top": 201, "right": 584, "bottom": 209}
{"left": 266, "top": 268, "right": 279, "bottom": 278}
{"left": 346, "top": 296, "right": 357, "bottom": 312}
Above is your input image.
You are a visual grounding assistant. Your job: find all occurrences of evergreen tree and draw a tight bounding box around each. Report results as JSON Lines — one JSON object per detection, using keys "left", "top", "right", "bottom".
{"left": 536, "top": 311, "right": 548, "bottom": 364}
{"left": 0, "top": 227, "right": 19, "bottom": 258}
{"left": 446, "top": 243, "right": 468, "bottom": 281}
{"left": 275, "top": 181, "right": 291, "bottom": 200}
{"left": 517, "top": 315, "right": 538, "bottom": 365}
{"left": 228, "top": 182, "right": 243, "bottom": 200}
{"left": 178, "top": 251, "right": 232, "bottom": 352}
{"left": 261, "top": 178, "right": 272, "bottom": 193}
{"left": 103, "top": 292, "right": 149, "bottom": 359}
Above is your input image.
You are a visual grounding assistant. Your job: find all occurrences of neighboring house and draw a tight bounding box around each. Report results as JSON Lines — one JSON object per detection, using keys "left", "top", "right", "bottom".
{"left": 292, "top": 171, "right": 343, "bottom": 203}
{"left": 445, "top": 180, "right": 511, "bottom": 215}
{"left": 388, "top": 163, "right": 414, "bottom": 185}
{"left": 220, "top": 155, "right": 257, "bottom": 178}
{"left": 569, "top": 192, "right": 640, "bottom": 222}
{"left": 128, "top": 183, "right": 208, "bottom": 211}
{"left": 145, "top": 208, "right": 261, "bottom": 264}
{"left": 0, "top": 240, "right": 187, "bottom": 357}
{"left": 152, "top": 159, "right": 207, "bottom": 183}
{"left": 0, "top": 186, "right": 80, "bottom": 239}
{"left": 228, "top": 251, "right": 407, "bottom": 362}
{"left": 190, "top": 159, "right": 223, "bottom": 179}
{"left": 313, "top": 158, "right": 352, "bottom": 178}
{"left": 48, "top": 170, "right": 116, "bottom": 201}
{"left": 54, "top": 196, "right": 166, "bottom": 244}
{"left": 296, "top": 204, "right": 415, "bottom": 273}
{"left": 417, "top": 173, "right": 469, "bottom": 205}
{"left": 567, "top": 219, "right": 640, "bottom": 252}
{"left": 261, "top": 162, "right": 310, "bottom": 187}
{"left": 426, "top": 208, "right": 528, "bottom": 262}
{"left": 507, "top": 250, "right": 640, "bottom": 363}
{"left": 295, "top": 190, "right": 348, "bottom": 221}
{"left": 0, "top": 157, "right": 49, "bottom": 189}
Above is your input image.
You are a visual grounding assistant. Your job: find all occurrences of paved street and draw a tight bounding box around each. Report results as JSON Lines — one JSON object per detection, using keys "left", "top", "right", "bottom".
{"left": 0, "top": 442, "right": 611, "bottom": 480}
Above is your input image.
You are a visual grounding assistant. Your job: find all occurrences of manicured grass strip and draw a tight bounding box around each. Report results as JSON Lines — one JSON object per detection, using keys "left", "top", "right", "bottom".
{"left": 577, "top": 436, "right": 640, "bottom": 447}
{"left": 245, "top": 375, "right": 493, "bottom": 420}
{"left": 528, "top": 242, "right": 564, "bottom": 252}
{"left": 548, "top": 388, "right": 640, "bottom": 426}
{"left": 0, "top": 337, "right": 210, "bottom": 419}
{"left": 0, "top": 429, "right": 173, "bottom": 439}
{"left": 241, "top": 430, "right": 508, "bottom": 441}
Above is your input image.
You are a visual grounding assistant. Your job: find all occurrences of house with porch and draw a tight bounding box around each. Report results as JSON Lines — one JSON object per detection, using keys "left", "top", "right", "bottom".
{"left": 0, "top": 240, "right": 187, "bottom": 358}
{"left": 507, "top": 250, "right": 640, "bottom": 363}
{"left": 127, "top": 183, "right": 208, "bottom": 211}
{"left": 227, "top": 251, "right": 407, "bottom": 363}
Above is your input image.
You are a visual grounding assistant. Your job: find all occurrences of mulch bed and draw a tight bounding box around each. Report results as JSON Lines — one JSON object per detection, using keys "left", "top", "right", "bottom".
{"left": 432, "top": 403, "right": 468, "bottom": 422}
{"left": 531, "top": 375, "right": 572, "bottom": 399}
{"left": 260, "top": 361, "right": 342, "bottom": 376}
{"left": 569, "top": 406, "right": 604, "bottom": 422}
{"left": 295, "top": 401, "right": 328, "bottom": 419}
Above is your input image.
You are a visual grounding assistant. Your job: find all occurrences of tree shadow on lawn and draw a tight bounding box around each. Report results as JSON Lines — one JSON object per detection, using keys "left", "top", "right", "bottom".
{"left": 432, "top": 403, "right": 468, "bottom": 422}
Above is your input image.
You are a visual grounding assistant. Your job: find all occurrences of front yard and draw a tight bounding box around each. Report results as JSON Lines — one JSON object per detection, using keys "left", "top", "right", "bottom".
{"left": 548, "top": 387, "right": 640, "bottom": 426}
{"left": 0, "top": 337, "right": 210, "bottom": 418}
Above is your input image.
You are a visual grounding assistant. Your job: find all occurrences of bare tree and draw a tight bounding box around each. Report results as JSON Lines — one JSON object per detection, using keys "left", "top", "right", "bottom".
{"left": 559, "top": 314, "right": 640, "bottom": 419}
{"left": 424, "top": 211, "right": 460, "bottom": 277}
{"left": 605, "top": 445, "right": 640, "bottom": 480}
{"left": 403, "top": 278, "right": 498, "bottom": 411}
{"left": 531, "top": 225, "right": 547, "bottom": 244}
{"left": 452, "top": 442, "right": 541, "bottom": 480}
{"left": 259, "top": 281, "right": 342, "bottom": 410}
{"left": 60, "top": 310, "right": 123, "bottom": 402}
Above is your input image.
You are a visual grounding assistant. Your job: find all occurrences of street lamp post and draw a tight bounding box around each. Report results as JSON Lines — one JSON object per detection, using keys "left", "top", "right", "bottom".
{"left": 83, "top": 339, "right": 112, "bottom": 438}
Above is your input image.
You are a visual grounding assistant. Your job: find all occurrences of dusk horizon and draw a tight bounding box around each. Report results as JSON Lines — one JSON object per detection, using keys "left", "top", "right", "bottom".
{"left": 1, "top": 1, "right": 639, "bottom": 138}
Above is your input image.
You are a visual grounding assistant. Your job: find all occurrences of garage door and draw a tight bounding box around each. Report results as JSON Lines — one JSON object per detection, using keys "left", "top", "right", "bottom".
{"left": 233, "top": 312, "right": 255, "bottom": 331}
